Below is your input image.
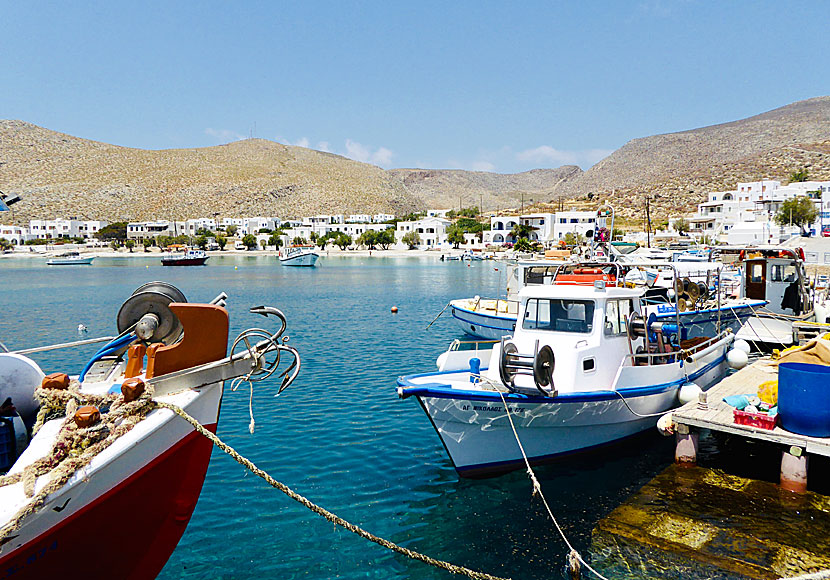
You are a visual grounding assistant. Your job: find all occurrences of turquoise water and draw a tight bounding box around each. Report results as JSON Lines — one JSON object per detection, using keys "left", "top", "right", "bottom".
{"left": 0, "top": 255, "right": 676, "bottom": 579}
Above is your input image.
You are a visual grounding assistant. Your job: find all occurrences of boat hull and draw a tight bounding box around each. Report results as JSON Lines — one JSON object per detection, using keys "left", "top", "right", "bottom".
{"left": 46, "top": 258, "right": 94, "bottom": 265}
{"left": 449, "top": 301, "right": 516, "bottom": 340}
{"left": 279, "top": 252, "right": 319, "bottom": 267}
{"left": 161, "top": 257, "right": 208, "bottom": 266}
{"left": 0, "top": 384, "right": 222, "bottom": 580}
{"left": 400, "top": 347, "right": 728, "bottom": 477}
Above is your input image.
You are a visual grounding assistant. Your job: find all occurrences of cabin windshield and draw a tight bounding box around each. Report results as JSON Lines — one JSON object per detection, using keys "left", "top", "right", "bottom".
{"left": 523, "top": 299, "right": 595, "bottom": 333}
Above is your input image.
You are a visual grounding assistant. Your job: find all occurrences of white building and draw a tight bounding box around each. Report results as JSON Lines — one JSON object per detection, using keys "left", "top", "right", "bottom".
{"left": 242, "top": 217, "right": 280, "bottom": 235}
{"left": 373, "top": 213, "right": 395, "bottom": 223}
{"left": 395, "top": 216, "right": 452, "bottom": 248}
{"left": 0, "top": 225, "right": 31, "bottom": 245}
{"left": 127, "top": 220, "right": 181, "bottom": 240}
{"left": 348, "top": 214, "right": 372, "bottom": 223}
{"left": 485, "top": 215, "right": 520, "bottom": 245}
{"left": 427, "top": 209, "right": 450, "bottom": 218}
{"left": 29, "top": 219, "right": 108, "bottom": 240}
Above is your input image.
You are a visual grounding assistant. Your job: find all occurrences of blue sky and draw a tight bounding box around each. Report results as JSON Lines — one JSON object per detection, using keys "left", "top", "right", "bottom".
{"left": 2, "top": 1, "right": 829, "bottom": 173}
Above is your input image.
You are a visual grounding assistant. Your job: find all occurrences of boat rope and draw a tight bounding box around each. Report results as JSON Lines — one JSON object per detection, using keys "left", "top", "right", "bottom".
{"left": 493, "top": 390, "right": 611, "bottom": 580}
{"left": 155, "top": 400, "right": 511, "bottom": 580}
{"left": 425, "top": 302, "right": 451, "bottom": 330}
{"left": 0, "top": 382, "right": 156, "bottom": 541}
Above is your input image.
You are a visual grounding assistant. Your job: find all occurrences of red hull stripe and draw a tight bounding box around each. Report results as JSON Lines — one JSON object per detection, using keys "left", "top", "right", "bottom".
{"left": 0, "top": 424, "right": 217, "bottom": 580}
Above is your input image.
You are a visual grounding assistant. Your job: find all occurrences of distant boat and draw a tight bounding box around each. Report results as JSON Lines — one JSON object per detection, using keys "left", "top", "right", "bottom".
{"left": 46, "top": 252, "right": 94, "bottom": 265}
{"left": 279, "top": 245, "right": 319, "bottom": 267}
{"left": 161, "top": 247, "right": 208, "bottom": 266}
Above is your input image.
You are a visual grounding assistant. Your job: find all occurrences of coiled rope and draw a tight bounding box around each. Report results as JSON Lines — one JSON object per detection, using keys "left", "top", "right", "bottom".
{"left": 156, "top": 400, "right": 511, "bottom": 580}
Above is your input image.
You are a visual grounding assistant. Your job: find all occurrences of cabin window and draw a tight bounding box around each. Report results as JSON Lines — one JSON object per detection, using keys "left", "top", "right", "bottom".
{"left": 750, "top": 263, "right": 764, "bottom": 284}
{"left": 604, "top": 299, "right": 634, "bottom": 336}
{"left": 770, "top": 264, "right": 797, "bottom": 283}
{"left": 583, "top": 358, "right": 596, "bottom": 372}
{"left": 523, "top": 299, "right": 594, "bottom": 333}
{"left": 524, "top": 266, "right": 557, "bottom": 286}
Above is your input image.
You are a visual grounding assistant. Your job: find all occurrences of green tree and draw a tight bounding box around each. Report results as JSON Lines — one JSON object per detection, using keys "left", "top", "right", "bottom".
{"left": 96, "top": 222, "right": 127, "bottom": 241}
{"left": 514, "top": 238, "right": 534, "bottom": 252}
{"left": 333, "top": 232, "right": 352, "bottom": 250}
{"left": 402, "top": 231, "right": 420, "bottom": 249}
{"left": 673, "top": 218, "right": 690, "bottom": 235}
{"left": 564, "top": 232, "right": 584, "bottom": 246}
{"left": 292, "top": 236, "right": 308, "bottom": 246}
{"left": 309, "top": 231, "right": 318, "bottom": 243}
{"left": 0, "top": 238, "right": 12, "bottom": 251}
{"left": 142, "top": 239, "right": 153, "bottom": 252}
{"left": 125, "top": 239, "right": 135, "bottom": 252}
{"left": 268, "top": 233, "right": 283, "bottom": 248}
{"left": 447, "top": 224, "right": 466, "bottom": 248}
{"left": 357, "top": 230, "right": 377, "bottom": 249}
{"left": 242, "top": 234, "right": 258, "bottom": 250}
{"left": 775, "top": 196, "right": 819, "bottom": 235}
{"left": 226, "top": 225, "right": 238, "bottom": 237}
{"left": 195, "top": 227, "right": 213, "bottom": 237}
{"left": 259, "top": 239, "right": 267, "bottom": 250}
{"left": 216, "top": 235, "right": 227, "bottom": 250}
{"left": 109, "top": 239, "right": 120, "bottom": 251}
{"left": 195, "top": 235, "right": 208, "bottom": 250}
{"left": 789, "top": 168, "right": 810, "bottom": 183}
{"left": 258, "top": 228, "right": 273, "bottom": 234}
{"left": 510, "top": 223, "right": 536, "bottom": 240}
{"left": 376, "top": 228, "right": 396, "bottom": 250}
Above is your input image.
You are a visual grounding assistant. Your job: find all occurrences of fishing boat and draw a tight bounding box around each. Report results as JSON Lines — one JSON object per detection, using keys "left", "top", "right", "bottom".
{"left": 0, "top": 282, "right": 299, "bottom": 578}
{"left": 450, "top": 260, "right": 764, "bottom": 341}
{"left": 279, "top": 245, "right": 319, "bottom": 267}
{"left": 161, "top": 246, "right": 208, "bottom": 266}
{"left": 714, "top": 246, "right": 829, "bottom": 346}
{"left": 46, "top": 252, "right": 94, "bottom": 266}
{"left": 399, "top": 265, "right": 742, "bottom": 477}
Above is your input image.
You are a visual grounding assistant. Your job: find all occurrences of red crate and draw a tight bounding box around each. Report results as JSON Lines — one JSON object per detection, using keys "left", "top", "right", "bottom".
{"left": 733, "top": 409, "right": 777, "bottom": 430}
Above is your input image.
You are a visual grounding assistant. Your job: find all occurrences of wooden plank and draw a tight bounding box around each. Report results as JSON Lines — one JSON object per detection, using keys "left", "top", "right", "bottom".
{"left": 672, "top": 357, "right": 830, "bottom": 458}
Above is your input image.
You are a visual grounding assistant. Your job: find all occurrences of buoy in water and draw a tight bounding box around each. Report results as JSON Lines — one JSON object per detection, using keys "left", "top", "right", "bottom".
{"left": 727, "top": 348, "right": 748, "bottom": 369}
{"left": 391, "top": 306, "right": 398, "bottom": 313}
{"left": 234, "top": 266, "right": 238, "bottom": 270}
{"left": 77, "top": 324, "right": 88, "bottom": 333}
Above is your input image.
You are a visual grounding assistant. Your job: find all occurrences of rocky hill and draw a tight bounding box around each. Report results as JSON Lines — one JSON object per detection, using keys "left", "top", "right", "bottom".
{"left": 559, "top": 97, "right": 830, "bottom": 220}
{"left": 0, "top": 121, "right": 578, "bottom": 223}
{"left": 387, "top": 167, "right": 581, "bottom": 213}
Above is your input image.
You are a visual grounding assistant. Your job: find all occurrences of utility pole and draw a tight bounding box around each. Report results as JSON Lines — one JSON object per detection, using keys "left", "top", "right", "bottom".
{"left": 645, "top": 196, "right": 652, "bottom": 248}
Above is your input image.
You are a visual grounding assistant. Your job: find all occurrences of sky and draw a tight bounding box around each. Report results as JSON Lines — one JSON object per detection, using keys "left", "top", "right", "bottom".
{"left": 2, "top": 1, "right": 830, "bottom": 174}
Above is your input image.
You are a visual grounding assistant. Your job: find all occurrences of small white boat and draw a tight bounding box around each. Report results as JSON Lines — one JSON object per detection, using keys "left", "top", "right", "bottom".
{"left": 279, "top": 245, "right": 319, "bottom": 267}
{"left": 0, "top": 282, "right": 300, "bottom": 577}
{"left": 399, "top": 269, "right": 739, "bottom": 477}
{"left": 161, "top": 247, "right": 208, "bottom": 266}
{"left": 46, "top": 252, "right": 94, "bottom": 265}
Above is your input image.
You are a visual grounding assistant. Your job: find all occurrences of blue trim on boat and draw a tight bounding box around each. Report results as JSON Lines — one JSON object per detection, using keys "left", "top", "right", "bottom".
{"left": 451, "top": 312, "right": 515, "bottom": 331}
{"left": 450, "top": 304, "right": 515, "bottom": 323}
{"left": 398, "top": 356, "right": 724, "bottom": 403}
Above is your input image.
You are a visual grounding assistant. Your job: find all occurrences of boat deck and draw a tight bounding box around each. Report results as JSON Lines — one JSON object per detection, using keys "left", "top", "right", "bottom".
{"left": 673, "top": 358, "right": 830, "bottom": 458}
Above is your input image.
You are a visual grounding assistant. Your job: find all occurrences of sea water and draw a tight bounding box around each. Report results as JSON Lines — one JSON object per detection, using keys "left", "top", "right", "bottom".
{"left": 0, "top": 255, "right": 677, "bottom": 579}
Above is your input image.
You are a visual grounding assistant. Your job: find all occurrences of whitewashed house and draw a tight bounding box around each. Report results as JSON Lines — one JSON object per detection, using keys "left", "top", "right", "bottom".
{"left": 395, "top": 216, "right": 451, "bottom": 247}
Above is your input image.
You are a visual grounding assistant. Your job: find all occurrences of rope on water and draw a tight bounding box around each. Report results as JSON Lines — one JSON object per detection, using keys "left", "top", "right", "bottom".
{"left": 494, "top": 390, "right": 611, "bottom": 580}
{"left": 425, "top": 302, "right": 451, "bottom": 330}
{"left": 156, "top": 400, "right": 511, "bottom": 580}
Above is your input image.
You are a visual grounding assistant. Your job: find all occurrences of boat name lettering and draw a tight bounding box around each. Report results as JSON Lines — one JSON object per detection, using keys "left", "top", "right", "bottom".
{"left": 462, "top": 404, "right": 526, "bottom": 414}
{"left": 3, "top": 541, "right": 58, "bottom": 578}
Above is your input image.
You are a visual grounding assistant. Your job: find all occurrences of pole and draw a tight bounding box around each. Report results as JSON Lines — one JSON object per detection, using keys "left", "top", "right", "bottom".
{"left": 646, "top": 197, "right": 652, "bottom": 248}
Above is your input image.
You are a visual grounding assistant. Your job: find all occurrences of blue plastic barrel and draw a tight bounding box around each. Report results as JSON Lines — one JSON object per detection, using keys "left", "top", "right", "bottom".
{"left": 778, "top": 362, "right": 830, "bottom": 437}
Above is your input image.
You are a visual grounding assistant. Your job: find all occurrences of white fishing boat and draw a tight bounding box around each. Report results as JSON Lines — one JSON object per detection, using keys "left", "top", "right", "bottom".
{"left": 0, "top": 282, "right": 300, "bottom": 578}
{"left": 279, "top": 245, "right": 319, "bottom": 267}
{"left": 46, "top": 252, "right": 94, "bottom": 266}
{"left": 450, "top": 260, "right": 764, "bottom": 341}
{"left": 715, "top": 246, "right": 829, "bottom": 346}
{"left": 399, "top": 267, "right": 741, "bottom": 477}
{"left": 161, "top": 247, "right": 208, "bottom": 266}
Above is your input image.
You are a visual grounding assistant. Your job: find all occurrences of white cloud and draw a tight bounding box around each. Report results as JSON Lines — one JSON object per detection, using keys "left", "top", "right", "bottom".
{"left": 344, "top": 139, "right": 395, "bottom": 167}
{"left": 205, "top": 128, "right": 245, "bottom": 142}
{"left": 470, "top": 160, "right": 496, "bottom": 172}
{"left": 516, "top": 146, "right": 612, "bottom": 168}
{"left": 316, "top": 141, "right": 331, "bottom": 153}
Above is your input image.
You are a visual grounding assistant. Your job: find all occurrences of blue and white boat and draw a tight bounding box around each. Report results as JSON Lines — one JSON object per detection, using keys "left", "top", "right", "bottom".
{"left": 399, "top": 266, "right": 743, "bottom": 478}
{"left": 46, "top": 252, "right": 94, "bottom": 265}
{"left": 279, "top": 245, "right": 319, "bottom": 267}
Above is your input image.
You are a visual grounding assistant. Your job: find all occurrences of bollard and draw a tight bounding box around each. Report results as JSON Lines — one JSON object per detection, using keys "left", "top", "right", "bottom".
{"left": 675, "top": 424, "right": 698, "bottom": 465}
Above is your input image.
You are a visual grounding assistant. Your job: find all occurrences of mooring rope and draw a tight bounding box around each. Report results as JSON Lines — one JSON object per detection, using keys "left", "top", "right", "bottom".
{"left": 155, "top": 401, "right": 510, "bottom": 580}
{"left": 493, "top": 390, "right": 611, "bottom": 580}
{"left": 425, "top": 302, "right": 452, "bottom": 330}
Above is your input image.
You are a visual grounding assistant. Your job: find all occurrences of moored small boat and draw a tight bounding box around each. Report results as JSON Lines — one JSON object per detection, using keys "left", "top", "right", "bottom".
{"left": 0, "top": 282, "right": 300, "bottom": 578}
{"left": 46, "top": 252, "right": 94, "bottom": 266}
{"left": 161, "top": 247, "right": 208, "bottom": 266}
{"left": 279, "top": 245, "right": 319, "bottom": 267}
{"left": 399, "top": 266, "right": 741, "bottom": 477}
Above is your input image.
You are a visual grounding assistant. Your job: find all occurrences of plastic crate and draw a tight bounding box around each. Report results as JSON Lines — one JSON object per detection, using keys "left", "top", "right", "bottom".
{"left": 733, "top": 409, "right": 777, "bottom": 431}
